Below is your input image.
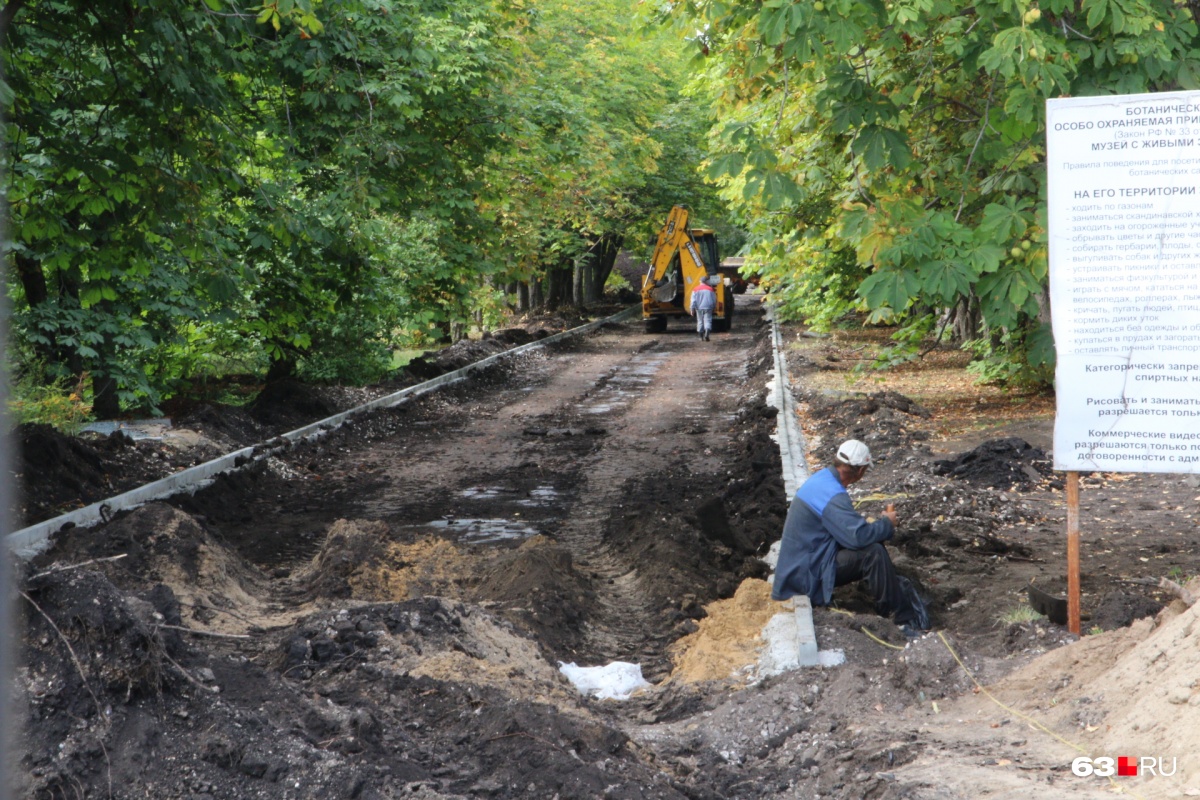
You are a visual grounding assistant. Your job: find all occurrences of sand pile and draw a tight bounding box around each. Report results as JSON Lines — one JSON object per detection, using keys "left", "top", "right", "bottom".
{"left": 984, "top": 592, "right": 1200, "bottom": 796}
{"left": 295, "top": 518, "right": 470, "bottom": 602}
{"left": 668, "top": 579, "right": 782, "bottom": 684}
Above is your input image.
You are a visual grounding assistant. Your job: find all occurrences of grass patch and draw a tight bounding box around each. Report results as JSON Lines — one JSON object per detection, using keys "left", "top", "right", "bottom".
{"left": 9, "top": 370, "right": 93, "bottom": 433}
{"left": 391, "top": 349, "right": 428, "bottom": 370}
{"left": 996, "top": 604, "right": 1046, "bottom": 625}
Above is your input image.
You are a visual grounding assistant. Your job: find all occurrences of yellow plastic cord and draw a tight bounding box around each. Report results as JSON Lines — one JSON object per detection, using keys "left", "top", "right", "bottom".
{"left": 860, "top": 626, "right": 905, "bottom": 650}
{"left": 936, "top": 631, "right": 1145, "bottom": 799}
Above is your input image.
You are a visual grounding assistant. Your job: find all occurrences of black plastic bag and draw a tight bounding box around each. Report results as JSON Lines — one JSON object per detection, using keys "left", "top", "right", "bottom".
{"left": 897, "top": 575, "right": 930, "bottom": 630}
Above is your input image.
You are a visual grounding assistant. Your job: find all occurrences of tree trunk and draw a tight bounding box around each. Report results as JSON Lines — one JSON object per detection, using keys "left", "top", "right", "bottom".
{"left": 950, "top": 294, "right": 981, "bottom": 343}
{"left": 14, "top": 252, "right": 48, "bottom": 307}
{"left": 91, "top": 373, "right": 121, "bottom": 419}
{"left": 545, "top": 264, "right": 572, "bottom": 309}
{"left": 588, "top": 233, "right": 622, "bottom": 303}
{"left": 266, "top": 353, "right": 297, "bottom": 384}
{"left": 14, "top": 252, "right": 81, "bottom": 372}
{"left": 517, "top": 281, "right": 530, "bottom": 312}
{"left": 1035, "top": 286, "right": 1052, "bottom": 326}
{"left": 572, "top": 258, "right": 588, "bottom": 307}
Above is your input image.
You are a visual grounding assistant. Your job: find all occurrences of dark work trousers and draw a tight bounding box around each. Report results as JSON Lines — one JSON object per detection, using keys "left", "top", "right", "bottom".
{"left": 834, "top": 543, "right": 916, "bottom": 625}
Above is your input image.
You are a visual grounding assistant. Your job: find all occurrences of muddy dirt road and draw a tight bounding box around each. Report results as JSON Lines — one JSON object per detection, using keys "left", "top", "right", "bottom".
{"left": 14, "top": 299, "right": 786, "bottom": 799}
{"left": 13, "top": 296, "right": 1200, "bottom": 799}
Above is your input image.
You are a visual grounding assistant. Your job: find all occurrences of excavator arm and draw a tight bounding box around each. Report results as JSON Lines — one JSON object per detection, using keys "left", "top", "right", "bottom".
{"left": 641, "top": 206, "right": 720, "bottom": 314}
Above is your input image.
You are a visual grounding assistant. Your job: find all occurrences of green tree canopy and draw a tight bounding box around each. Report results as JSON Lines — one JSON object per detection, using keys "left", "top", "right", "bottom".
{"left": 674, "top": 0, "right": 1200, "bottom": 382}
{"left": 3, "top": 0, "right": 730, "bottom": 417}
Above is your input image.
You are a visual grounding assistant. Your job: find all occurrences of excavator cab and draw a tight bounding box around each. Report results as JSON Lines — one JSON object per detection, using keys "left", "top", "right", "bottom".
{"left": 641, "top": 207, "right": 733, "bottom": 334}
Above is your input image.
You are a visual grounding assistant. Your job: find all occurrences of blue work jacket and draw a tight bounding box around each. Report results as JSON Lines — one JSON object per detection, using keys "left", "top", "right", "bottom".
{"left": 771, "top": 467, "right": 894, "bottom": 604}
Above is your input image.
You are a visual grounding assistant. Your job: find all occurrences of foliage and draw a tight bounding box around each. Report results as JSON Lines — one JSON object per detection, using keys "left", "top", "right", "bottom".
{"left": 670, "top": 0, "right": 1200, "bottom": 383}
{"left": 3, "top": 0, "right": 730, "bottom": 413}
{"left": 964, "top": 327, "right": 1055, "bottom": 388}
{"left": 605, "top": 270, "right": 634, "bottom": 294}
{"left": 4, "top": 0, "right": 515, "bottom": 409}
{"left": 8, "top": 365, "right": 92, "bottom": 432}
{"left": 480, "top": 0, "right": 725, "bottom": 292}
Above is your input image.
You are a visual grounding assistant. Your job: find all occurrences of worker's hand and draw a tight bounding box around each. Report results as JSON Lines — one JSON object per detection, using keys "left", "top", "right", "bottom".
{"left": 883, "top": 503, "right": 897, "bottom": 526}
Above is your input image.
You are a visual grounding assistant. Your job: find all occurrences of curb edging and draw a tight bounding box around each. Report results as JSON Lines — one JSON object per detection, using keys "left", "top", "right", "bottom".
{"left": 6, "top": 305, "right": 640, "bottom": 559}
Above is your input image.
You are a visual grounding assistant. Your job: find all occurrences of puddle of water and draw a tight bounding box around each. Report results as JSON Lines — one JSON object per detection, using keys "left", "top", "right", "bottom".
{"left": 460, "top": 486, "right": 502, "bottom": 499}
{"left": 517, "top": 486, "right": 559, "bottom": 506}
{"left": 580, "top": 353, "right": 667, "bottom": 415}
{"left": 425, "top": 518, "right": 538, "bottom": 544}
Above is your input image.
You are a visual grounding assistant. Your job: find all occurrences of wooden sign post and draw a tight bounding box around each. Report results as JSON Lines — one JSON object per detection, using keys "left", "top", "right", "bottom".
{"left": 1065, "top": 471, "right": 1081, "bottom": 635}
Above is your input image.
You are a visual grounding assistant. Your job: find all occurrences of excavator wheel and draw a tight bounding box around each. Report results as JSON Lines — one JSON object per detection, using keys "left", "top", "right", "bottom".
{"left": 712, "top": 292, "right": 735, "bottom": 332}
{"left": 644, "top": 316, "right": 667, "bottom": 333}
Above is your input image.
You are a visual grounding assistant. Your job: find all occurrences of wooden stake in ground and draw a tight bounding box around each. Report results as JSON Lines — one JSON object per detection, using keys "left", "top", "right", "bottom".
{"left": 1065, "top": 471, "right": 1081, "bottom": 635}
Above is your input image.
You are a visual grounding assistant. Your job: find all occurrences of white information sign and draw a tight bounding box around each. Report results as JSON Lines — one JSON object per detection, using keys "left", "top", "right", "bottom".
{"left": 1048, "top": 90, "right": 1200, "bottom": 474}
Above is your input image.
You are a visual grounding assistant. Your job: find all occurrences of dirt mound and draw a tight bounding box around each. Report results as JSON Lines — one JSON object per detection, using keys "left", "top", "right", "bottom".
{"left": 17, "top": 567, "right": 191, "bottom": 798}
{"left": 402, "top": 321, "right": 582, "bottom": 383}
{"left": 40, "top": 502, "right": 290, "bottom": 634}
{"left": 488, "top": 327, "right": 543, "bottom": 346}
{"left": 800, "top": 389, "right": 932, "bottom": 466}
{"left": 16, "top": 423, "right": 182, "bottom": 525}
{"left": 294, "top": 519, "right": 470, "bottom": 602}
{"left": 976, "top": 599, "right": 1200, "bottom": 793}
{"left": 404, "top": 339, "right": 514, "bottom": 380}
{"left": 247, "top": 378, "right": 343, "bottom": 431}
{"left": 174, "top": 402, "right": 265, "bottom": 449}
{"left": 18, "top": 423, "right": 112, "bottom": 517}
{"left": 473, "top": 535, "right": 596, "bottom": 660}
{"left": 18, "top": 560, "right": 681, "bottom": 800}
{"left": 276, "top": 596, "right": 574, "bottom": 702}
{"left": 668, "top": 579, "right": 780, "bottom": 684}
{"left": 932, "top": 436, "right": 1051, "bottom": 490}
{"left": 168, "top": 456, "right": 366, "bottom": 566}
{"left": 1090, "top": 590, "right": 1165, "bottom": 631}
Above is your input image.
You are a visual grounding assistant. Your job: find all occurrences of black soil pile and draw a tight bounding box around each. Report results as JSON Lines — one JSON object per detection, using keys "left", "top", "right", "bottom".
{"left": 247, "top": 378, "right": 343, "bottom": 432}
{"left": 473, "top": 535, "right": 597, "bottom": 658}
{"left": 1090, "top": 591, "right": 1166, "bottom": 631}
{"left": 174, "top": 403, "right": 266, "bottom": 449}
{"left": 402, "top": 312, "right": 624, "bottom": 382}
{"left": 17, "top": 564, "right": 690, "bottom": 800}
{"left": 932, "top": 436, "right": 1052, "bottom": 490}
{"left": 799, "top": 389, "right": 933, "bottom": 465}
{"left": 404, "top": 335, "right": 540, "bottom": 381}
{"left": 15, "top": 424, "right": 209, "bottom": 526}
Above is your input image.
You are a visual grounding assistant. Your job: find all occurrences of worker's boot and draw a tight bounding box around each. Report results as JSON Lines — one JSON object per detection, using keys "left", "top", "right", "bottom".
{"left": 704, "top": 331, "right": 710, "bottom": 341}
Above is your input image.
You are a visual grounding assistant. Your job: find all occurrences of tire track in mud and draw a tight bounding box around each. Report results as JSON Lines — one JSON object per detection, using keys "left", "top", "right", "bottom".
{"left": 540, "top": 335, "right": 752, "bottom": 674}
{"left": 537, "top": 344, "right": 681, "bottom": 670}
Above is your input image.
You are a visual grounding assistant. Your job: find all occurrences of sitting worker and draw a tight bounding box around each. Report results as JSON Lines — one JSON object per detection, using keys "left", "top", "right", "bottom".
{"left": 771, "top": 439, "right": 929, "bottom": 637}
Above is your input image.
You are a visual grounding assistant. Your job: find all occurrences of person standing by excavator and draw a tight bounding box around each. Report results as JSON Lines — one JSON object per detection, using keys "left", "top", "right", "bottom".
{"left": 771, "top": 439, "right": 929, "bottom": 637}
{"left": 689, "top": 279, "right": 716, "bottom": 341}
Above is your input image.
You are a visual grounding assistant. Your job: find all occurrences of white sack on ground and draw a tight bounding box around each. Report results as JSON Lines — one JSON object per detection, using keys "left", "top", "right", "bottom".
{"left": 558, "top": 661, "right": 650, "bottom": 700}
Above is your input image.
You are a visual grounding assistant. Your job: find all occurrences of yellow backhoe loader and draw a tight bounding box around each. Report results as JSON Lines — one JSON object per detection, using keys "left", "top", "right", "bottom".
{"left": 641, "top": 206, "right": 733, "bottom": 333}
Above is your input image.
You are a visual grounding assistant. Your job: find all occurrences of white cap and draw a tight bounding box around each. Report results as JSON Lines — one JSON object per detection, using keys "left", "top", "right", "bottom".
{"left": 836, "top": 439, "right": 872, "bottom": 467}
